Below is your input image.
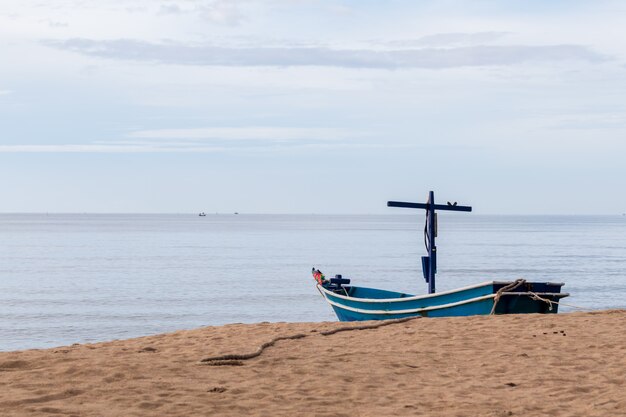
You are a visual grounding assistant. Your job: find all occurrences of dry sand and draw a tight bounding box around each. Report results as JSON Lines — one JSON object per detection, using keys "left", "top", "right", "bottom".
{"left": 1, "top": 310, "right": 625, "bottom": 417}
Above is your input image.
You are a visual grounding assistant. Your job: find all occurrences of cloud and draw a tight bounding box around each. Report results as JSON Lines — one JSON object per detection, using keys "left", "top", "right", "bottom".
{"left": 547, "top": 113, "right": 626, "bottom": 130}
{"left": 157, "top": 4, "right": 183, "bottom": 15}
{"left": 382, "top": 32, "right": 511, "bottom": 47}
{"left": 153, "top": 0, "right": 243, "bottom": 24}
{"left": 197, "top": 0, "right": 244, "bottom": 25}
{"left": 0, "top": 141, "right": 396, "bottom": 153}
{"left": 45, "top": 38, "right": 608, "bottom": 69}
{"left": 39, "top": 19, "right": 69, "bottom": 28}
{"left": 127, "top": 127, "right": 360, "bottom": 141}
{"left": 0, "top": 126, "right": 373, "bottom": 153}
{"left": 0, "top": 144, "right": 228, "bottom": 153}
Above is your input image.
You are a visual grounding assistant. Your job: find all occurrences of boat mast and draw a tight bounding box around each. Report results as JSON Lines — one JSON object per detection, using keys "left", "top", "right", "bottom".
{"left": 388, "top": 191, "right": 472, "bottom": 294}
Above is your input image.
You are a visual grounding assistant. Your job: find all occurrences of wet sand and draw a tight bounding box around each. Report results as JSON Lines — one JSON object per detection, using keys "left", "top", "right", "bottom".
{"left": 1, "top": 310, "right": 625, "bottom": 416}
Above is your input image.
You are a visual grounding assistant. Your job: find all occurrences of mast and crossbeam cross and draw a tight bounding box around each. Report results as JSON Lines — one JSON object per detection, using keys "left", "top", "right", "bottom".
{"left": 387, "top": 191, "right": 472, "bottom": 294}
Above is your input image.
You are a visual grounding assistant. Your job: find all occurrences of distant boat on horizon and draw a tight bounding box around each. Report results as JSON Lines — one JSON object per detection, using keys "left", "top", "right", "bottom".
{"left": 199, "top": 212, "right": 206, "bottom": 217}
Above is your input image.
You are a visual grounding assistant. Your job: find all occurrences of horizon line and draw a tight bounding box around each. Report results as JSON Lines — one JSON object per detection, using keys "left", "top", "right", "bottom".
{"left": 0, "top": 212, "right": 623, "bottom": 216}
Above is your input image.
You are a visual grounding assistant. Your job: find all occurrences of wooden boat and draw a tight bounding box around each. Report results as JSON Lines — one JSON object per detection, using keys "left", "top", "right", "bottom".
{"left": 315, "top": 191, "right": 569, "bottom": 321}
{"left": 318, "top": 280, "right": 568, "bottom": 320}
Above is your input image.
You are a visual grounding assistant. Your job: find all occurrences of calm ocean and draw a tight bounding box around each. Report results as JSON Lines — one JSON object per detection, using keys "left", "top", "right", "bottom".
{"left": 1, "top": 214, "right": 625, "bottom": 351}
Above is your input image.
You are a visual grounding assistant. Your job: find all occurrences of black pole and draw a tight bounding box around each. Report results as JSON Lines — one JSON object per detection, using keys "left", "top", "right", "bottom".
{"left": 388, "top": 191, "right": 471, "bottom": 295}
{"left": 427, "top": 191, "right": 436, "bottom": 294}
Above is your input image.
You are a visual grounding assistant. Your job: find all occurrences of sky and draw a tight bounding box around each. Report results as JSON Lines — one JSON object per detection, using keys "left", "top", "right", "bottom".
{"left": 1, "top": 0, "right": 625, "bottom": 214}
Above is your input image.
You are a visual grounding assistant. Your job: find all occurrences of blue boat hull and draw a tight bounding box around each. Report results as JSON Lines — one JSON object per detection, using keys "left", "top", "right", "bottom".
{"left": 318, "top": 281, "right": 569, "bottom": 321}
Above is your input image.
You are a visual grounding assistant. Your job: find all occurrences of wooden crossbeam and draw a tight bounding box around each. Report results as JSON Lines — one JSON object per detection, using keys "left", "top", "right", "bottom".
{"left": 387, "top": 201, "right": 472, "bottom": 212}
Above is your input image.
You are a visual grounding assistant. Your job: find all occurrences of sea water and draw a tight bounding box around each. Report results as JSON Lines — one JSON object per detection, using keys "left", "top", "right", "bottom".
{"left": 1, "top": 214, "right": 625, "bottom": 351}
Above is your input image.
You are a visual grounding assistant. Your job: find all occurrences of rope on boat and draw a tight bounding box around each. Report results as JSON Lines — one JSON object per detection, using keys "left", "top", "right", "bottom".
{"left": 490, "top": 279, "right": 590, "bottom": 313}
{"left": 199, "top": 316, "right": 420, "bottom": 364}
{"left": 527, "top": 291, "right": 554, "bottom": 311}
{"left": 490, "top": 279, "right": 527, "bottom": 315}
{"left": 551, "top": 300, "right": 590, "bottom": 311}
{"left": 526, "top": 294, "right": 590, "bottom": 312}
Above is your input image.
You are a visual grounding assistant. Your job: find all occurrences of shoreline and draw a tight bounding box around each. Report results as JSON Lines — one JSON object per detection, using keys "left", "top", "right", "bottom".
{"left": 1, "top": 310, "right": 625, "bottom": 416}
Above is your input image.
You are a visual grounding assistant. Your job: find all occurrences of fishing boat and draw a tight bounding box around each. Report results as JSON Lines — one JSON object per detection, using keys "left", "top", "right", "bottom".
{"left": 314, "top": 191, "right": 569, "bottom": 321}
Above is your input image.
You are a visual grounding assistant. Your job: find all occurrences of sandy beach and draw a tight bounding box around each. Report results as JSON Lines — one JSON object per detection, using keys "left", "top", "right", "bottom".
{"left": 1, "top": 310, "right": 625, "bottom": 417}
